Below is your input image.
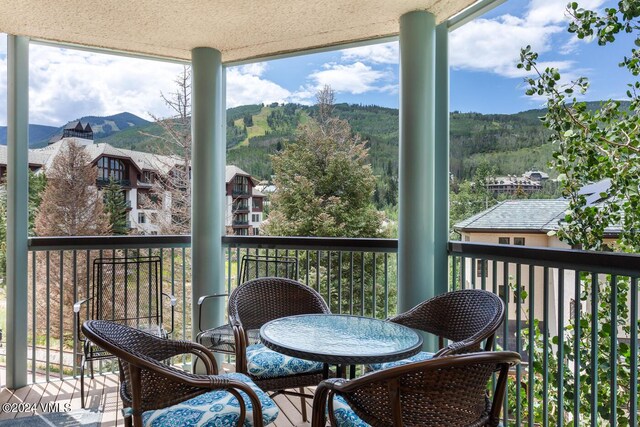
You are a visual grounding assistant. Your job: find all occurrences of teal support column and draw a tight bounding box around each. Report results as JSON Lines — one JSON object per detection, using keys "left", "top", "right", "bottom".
{"left": 398, "top": 11, "right": 437, "bottom": 351}
{"left": 191, "top": 47, "right": 225, "bottom": 367}
{"left": 6, "top": 35, "right": 29, "bottom": 389}
{"left": 434, "top": 23, "right": 450, "bottom": 295}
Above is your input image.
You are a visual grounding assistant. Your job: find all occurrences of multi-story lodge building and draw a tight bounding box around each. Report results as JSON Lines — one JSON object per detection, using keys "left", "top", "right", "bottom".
{"left": 0, "top": 133, "right": 264, "bottom": 235}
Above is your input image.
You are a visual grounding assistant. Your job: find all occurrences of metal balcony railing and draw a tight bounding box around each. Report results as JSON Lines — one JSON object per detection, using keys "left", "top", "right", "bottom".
{"left": 22, "top": 235, "right": 640, "bottom": 426}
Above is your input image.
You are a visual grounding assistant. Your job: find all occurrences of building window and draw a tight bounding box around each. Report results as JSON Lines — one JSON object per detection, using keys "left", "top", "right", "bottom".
{"left": 253, "top": 227, "right": 259, "bottom": 236}
{"left": 514, "top": 237, "right": 526, "bottom": 246}
{"left": 476, "top": 259, "right": 488, "bottom": 278}
{"left": 251, "top": 214, "right": 260, "bottom": 222}
{"left": 138, "top": 213, "right": 145, "bottom": 224}
{"left": 498, "top": 237, "right": 510, "bottom": 245}
{"left": 464, "top": 235, "right": 470, "bottom": 242}
{"left": 142, "top": 170, "right": 154, "bottom": 183}
{"left": 98, "top": 157, "right": 126, "bottom": 182}
{"left": 252, "top": 198, "right": 262, "bottom": 210}
{"left": 233, "top": 176, "right": 249, "bottom": 195}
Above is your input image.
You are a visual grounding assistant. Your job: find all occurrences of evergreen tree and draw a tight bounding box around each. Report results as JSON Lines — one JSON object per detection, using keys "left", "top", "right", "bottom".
{"left": 103, "top": 178, "right": 128, "bottom": 235}
{"left": 265, "top": 86, "right": 384, "bottom": 238}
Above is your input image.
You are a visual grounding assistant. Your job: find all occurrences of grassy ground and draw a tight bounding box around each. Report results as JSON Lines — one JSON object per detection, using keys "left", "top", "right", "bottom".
{"left": 234, "top": 106, "right": 272, "bottom": 146}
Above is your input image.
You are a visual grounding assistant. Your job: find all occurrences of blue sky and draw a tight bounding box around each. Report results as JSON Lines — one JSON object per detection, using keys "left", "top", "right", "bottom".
{"left": 0, "top": 0, "right": 634, "bottom": 126}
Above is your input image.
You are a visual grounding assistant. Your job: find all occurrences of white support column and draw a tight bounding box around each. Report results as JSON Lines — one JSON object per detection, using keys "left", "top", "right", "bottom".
{"left": 398, "top": 11, "right": 437, "bottom": 351}
{"left": 6, "top": 35, "right": 30, "bottom": 389}
{"left": 191, "top": 47, "right": 226, "bottom": 365}
{"left": 433, "top": 23, "right": 450, "bottom": 295}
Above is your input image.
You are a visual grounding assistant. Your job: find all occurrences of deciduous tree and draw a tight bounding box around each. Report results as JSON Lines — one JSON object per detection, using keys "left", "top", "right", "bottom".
{"left": 513, "top": 3, "right": 640, "bottom": 425}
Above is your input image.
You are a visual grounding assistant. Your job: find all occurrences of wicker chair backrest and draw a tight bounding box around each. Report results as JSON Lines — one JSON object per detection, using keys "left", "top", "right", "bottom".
{"left": 228, "top": 277, "right": 330, "bottom": 331}
{"left": 82, "top": 320, "right": 209, "bottom": 411}
{"left": 390, "top": 289, "right": 504, "bottom": 347}
{"left": 339, "top": 351, "right": 519, "bottom": 427}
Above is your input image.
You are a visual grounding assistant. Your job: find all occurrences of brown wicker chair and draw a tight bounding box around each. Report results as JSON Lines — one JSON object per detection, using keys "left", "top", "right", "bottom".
{"left": 81, "top": 320, "right": 279, "bottom": 427}
{"left": 311, "top": 351, "right": 521, "bottom": 427}
{"left": 196, "top": 254, "right": 298, "bottom": 356}
{"left": 229, "top": 277, "right": 331, "bottom": 422}
{"left": 370, "top": 289, "right": 505, "bottom": 371}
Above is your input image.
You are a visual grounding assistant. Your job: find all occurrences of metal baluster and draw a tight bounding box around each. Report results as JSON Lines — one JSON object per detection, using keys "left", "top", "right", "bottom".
{"left": 610, "top": 275, "right": 617, "bottom": 427}
{"left": 630, "top": 277, "right": 638, "bottom": 427}
{"left": 574, "top": 271, "right": 582, "bottom": 427}
{"left": 516, "top": 263, "right": 522, "bottom": 427}
{"left": 338, "top": 252, "right": 343, "bottom": 314}
{"left": 591, "top": 274, "right": 598, "bottom": 427}
{"left": 558, "top": 269, "right": 565, "bottom": 427}
{"left": 372, "top": 253, "right": 377, "bottom": 318}
{"left": 45, "top": 251, "right": 50, "bottom": 382}
{"left": 59, "top": 251, "right": 64, "bottom": 379}
{"left": 384, "top": 253, "right": 389, "bottom": 318}
{"left": 31, "top": 251, "right": 36, "bottom": 383}
{"left": 528, "top": 266, "right": 535, "bottom": 427}
{"left": 502, "top": 261, "right": 509, "bottom": 425}
{"left": 543, "top": 266, "right": 549, "bottom": 427}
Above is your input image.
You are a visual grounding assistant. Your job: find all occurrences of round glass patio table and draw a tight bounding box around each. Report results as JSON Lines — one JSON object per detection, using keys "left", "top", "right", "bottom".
{"left": 260, "top": 314, "right": 423, "bottom": 367}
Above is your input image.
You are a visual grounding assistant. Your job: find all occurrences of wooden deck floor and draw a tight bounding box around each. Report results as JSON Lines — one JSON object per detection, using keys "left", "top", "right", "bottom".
{"left": 0, "top": 370, "right": 314, "bottom": 426}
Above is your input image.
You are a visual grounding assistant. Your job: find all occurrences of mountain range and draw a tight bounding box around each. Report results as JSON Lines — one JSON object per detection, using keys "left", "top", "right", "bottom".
{"left": 0, "top": 101, "right": 620, "bottom": 183}
{"left": 0, "top": 112, "right": 150, "bottom": 148}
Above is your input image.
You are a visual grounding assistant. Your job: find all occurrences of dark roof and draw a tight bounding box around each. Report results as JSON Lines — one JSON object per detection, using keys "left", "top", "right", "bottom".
{"left": 454, "top": 200, "right": 569, "bottom": 233}
{"left": 64, "top": 120, "right": 84, "bottom": 131}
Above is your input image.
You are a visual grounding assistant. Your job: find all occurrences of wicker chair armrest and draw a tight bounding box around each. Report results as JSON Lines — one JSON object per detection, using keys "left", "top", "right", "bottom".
{"left": 196, "top": 293, "right": 229, "bottom": 333}
{"left": 434, "top": 331, "right": 496, "bottom": 357}
{"left": 135, "top": 334, "right": 220, "bottom": 375}
{"left": 231, "top": 322, "right": 249, "bottom": 374}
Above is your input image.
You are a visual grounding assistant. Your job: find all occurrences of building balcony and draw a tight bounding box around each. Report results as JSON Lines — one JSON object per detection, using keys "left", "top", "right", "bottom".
{"left": 232, "top": 204, "right": 250, "bottom": 213}
{"left": 231, "top": 189, "right": 250, "bottom": 197}
{"left": 7, "top": 235, "right": 637, "bottom": 427}
{"left": 96, "top": 177, "right": 131, "bottom": 188}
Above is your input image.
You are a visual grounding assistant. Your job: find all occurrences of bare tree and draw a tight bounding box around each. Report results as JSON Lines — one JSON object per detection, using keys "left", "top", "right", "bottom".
{"left": 140, "top": 66, "right": 240, "bottom": 234}
{"left": 139, "top": 67, "right": 192, "bottom": 234}
{"left": 33, "top": 139, "right": 110, "bottom": 339}
{"left": 316, "top": 85, "right": 336, "bottom": 127}
{"left": 35, "top": 140, "right": 110, "bottom": 236}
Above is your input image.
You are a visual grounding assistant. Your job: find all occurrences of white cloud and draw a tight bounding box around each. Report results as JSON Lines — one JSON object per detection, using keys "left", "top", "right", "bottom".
{"left": 226, "top": 65, "right": 292, "bottom": 107}
{"left": 26, "top": 44, "right": 183, "bottom": 126}
{"left": 450, "top": 14, "right": 564, "bottom": 77}
{"left": 308, "top": 62, "right": 392, "bottom": 94}
{"left": 341, "top": 43, "right": 399, "bottom": 64}
{"left": 0, "top": 40, "right": 298, "bottom": 126}
{"left": 449, "top": 0, "right": 606, "bottom": 78}
{"left": 237, "top": 62, "right": 268, "bottom": 77}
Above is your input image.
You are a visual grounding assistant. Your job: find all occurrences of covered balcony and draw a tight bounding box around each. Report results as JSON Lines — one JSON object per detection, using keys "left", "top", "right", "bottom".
{"left": 0, "top": 0, "right": 638, "bottom": 426}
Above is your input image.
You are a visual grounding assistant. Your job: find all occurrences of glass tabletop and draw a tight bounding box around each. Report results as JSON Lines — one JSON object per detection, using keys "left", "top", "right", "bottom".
{"left": 260, "top": 314, "right": 423, "bottom": 364}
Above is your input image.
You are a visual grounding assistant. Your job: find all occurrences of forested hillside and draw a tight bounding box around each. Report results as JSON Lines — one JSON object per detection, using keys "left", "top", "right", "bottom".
{"left": 96, "top": 102, "right": 560, "bottom": 208}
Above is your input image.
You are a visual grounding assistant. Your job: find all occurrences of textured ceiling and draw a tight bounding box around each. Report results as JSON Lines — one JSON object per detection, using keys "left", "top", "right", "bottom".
{"left": 0, "top": 0, "right": 476, "bottom": 62}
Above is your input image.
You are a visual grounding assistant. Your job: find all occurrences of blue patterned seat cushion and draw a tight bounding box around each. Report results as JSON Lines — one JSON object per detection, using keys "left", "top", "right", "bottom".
{"left": 367, "top": 351, "right": 434, "bottom": 371}
{"left": 331, "top": 394, "right": 370, "bottom": 427}
{"left": 142, "top": 373, "right": 279, "bottom": 426}
{"left": 246, "top": 343, "right": 323, "bottom": 379}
